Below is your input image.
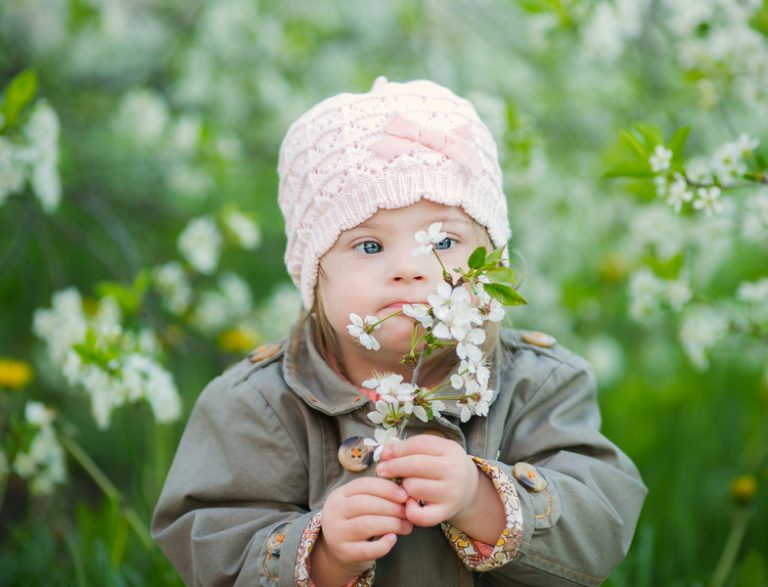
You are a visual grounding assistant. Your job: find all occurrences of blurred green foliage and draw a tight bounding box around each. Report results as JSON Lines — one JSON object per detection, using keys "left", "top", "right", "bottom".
{"left": 1, "top": 0, "right": 767, "bottom": 585}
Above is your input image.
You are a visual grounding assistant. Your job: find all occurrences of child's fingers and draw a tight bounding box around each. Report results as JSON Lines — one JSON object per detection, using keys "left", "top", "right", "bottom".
{"left": 339, "top": 477, "right": 409, "bottom": 503}
{"left": 345, "top": 514, "right": 413, "bottom": 543}
{"left": 376, "top": 454, "right": 443, "bottom": 480}
{"left": 379, "top": 434, "right": 452, "bottom": 461}
{"left": 403, "top": 496, "right": 449, "bottom": 527}
{"left": 398, "top": 478, "right": 447, "bottom": 503}
{"left": 337, "top": 533, "right": 400, "bottom": 564}
{"left": 340, "top": 494, "right": 408, "bottom": 519}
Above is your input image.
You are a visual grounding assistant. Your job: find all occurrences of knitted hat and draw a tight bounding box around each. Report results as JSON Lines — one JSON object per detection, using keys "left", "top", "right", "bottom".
{"left": 278, "top": 76, "right": 511, "bottom": 309}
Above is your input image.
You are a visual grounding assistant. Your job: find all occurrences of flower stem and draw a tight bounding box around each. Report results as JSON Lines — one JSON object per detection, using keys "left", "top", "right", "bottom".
{"left": 431, "top": 249, "right": 453, "bottom": 284}
{"left": 708, "top": 505, "right": 752, "bottom": 587}
{"left": 57, "top": 428, "right": 153, "bottom": 549}
{"left": 372, "top": 310, "right": 403, "bottom": 328}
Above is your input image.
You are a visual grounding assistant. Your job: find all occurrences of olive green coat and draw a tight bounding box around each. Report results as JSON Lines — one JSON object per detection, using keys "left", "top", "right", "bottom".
{"left": 152, "top": 325, "right": 646, "bottom": 586}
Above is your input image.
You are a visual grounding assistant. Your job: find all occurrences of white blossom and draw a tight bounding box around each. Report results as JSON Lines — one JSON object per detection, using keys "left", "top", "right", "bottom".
{"left": 178, "top": 216, "right": 223, "bottom": 274}
{"left": 428, "top": 283, "right": 483, "bottom": 341}
{"left": 665, "top": 174, "right": 694, "bottom": 213}
{"left": 0, "top": 137, "right": 27, "bottom": 207}
{"left": 223, "top": 210, "right": 261, "bottom": 250}
{"left": 33, "top": 287, "right": 88, "bottom": 365}
{"left": 13, "top": 407, "right": 66, "bottom": 495}
{"left": 742, "top": 190, "right": 768, "bottom": 242}
{"left": 650, "top": 145, "right": 673, "bottom": 173}
{"left": 412, "top": 222, "right": 447, "bottom": 255}
{"left": 666, "top": 277, "right": 692, "bottom": 312}
{"left": 347, "top": 313, "right": 381, "bottom": 350}
{"left": 629, "top": 269, "right": 666, "bottom": 321}
{"left": 402, "top": 303, "right": 434, "bottom": 328}
{"left": 679, "top": 305, "right": 730, "bottom": 370}
{"left": 24, "top": 102, "right": 61, "bottom": 213}
{"left": 363, "top": 427, "right": 400, "bottom": 462}
{"left": 25, "top": 401, "right": 56, "bottom": 427}
{"left": 737, "top": 279, "right": 768, "bottom": 303}
{"left": 153, "top": 261, "right": 193, "bottom": 314}
{"left": 113, "top": 88, "right": 169, "bottom": 145}
{"left": 693, "top": 186, "right": 724, "bottom": 216}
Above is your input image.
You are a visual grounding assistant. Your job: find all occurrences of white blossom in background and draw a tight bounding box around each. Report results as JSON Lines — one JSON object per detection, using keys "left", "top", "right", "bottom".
{"left": 650, "top": 145, "right": 672, "bottom": 173}
{"left": 667, "top": 275, "right": 693, "bottom": 312}
{"left": 628, "top": 269, "right": 666, "bottom": 321}
{"left": 178, "top": 216, "right": 222, "bottom": 274}
{"left": 223, "top": 210, "right": 261, "bottom": 250}
{"left": 255, "top": 283, "right": 302, "bottom": 342}
{"left": 0, "top": 137, "right": 27, "bottom": 207}
{"left": 627, "top": 206, "right": 686, "bottom": 261}
{"left": 24, "top": 102, "right": 61, "bottom": 213}
{"left": 166, "top": 163, "right": 213, "bottom": 201}
{"left": 693, "top": 186, "right": 724, "bottom": 216}
{"left": 191, "top": 271, "right": 253, "bottom": 334}
{"left": 33, "top": 289, "right": 182, "bottom": 429}
{"left": 153, "top": 261, "right": 193, "bottom": 315}
{"left": 584, "top": 335, "right": 625, "bottom": 387}
{"left": 113, "top": 88, "right": 169, "bottom": 145}
{"left": 581, "top": 0, "right": 647, "bottom": 61}
{"left": 737, "top": 278, "right": 768, "bottom": 325}
{"left": 742, "top": 190, "right": 768, "bottom": 242}
{"left": 679, "top": 305, "right": 730, "bottom": 370}
{"left": 737, "top": 278, "right": 768, "bottom": 303}
{"left": 12, "top": 401, "right": 66, "bottom": 495}
{"left": 33, "top": 287, "right": 88, "bottom": 365}
{"left": 169, "top": 114, "right": 202, "bottom": 155}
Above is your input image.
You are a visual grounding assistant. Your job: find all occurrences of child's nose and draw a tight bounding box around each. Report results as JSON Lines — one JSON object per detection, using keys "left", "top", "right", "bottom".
{"left": 391, "top": 254, "right": 429, "bottom": 283}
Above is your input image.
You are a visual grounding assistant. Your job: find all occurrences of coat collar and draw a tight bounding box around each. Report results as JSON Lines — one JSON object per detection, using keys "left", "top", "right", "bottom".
{"left": 281, "top": 318, "right": 503, "bottom": 418}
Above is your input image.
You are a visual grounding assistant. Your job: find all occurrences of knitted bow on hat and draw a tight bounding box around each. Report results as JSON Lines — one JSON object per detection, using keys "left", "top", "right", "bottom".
{"left": 369, "top": 112, "right": 482, "bottom": 175}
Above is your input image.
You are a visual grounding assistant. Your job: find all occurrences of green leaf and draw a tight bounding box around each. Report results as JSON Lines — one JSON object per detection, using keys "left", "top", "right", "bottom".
{"left": 668, "top": 126, "right": 690, "bottom": 159}
{"left": 467, "top": 246, "right": 486, "bottom": 269}
{"left": 485, "top": 266, "right": 518, "bottom": 285}
{"left": 620, "top": 129, "right": 647, "bottom": 159}
{"left": 483, "top": 283, "right": 527, "bottom": 306}
{"left": 1, "top": 69, "right": 38, "bottom": 129}
{"left": 632, "top": 123, "right": 664, "bottom": 149}
{"left": 749, "top": 1, "right": 768, "bottom": 38}
{"left": 603, "top": 160, "right": 654, "bottom": 179}
{"left": 485, "top": 246, "right": 506, "bottom": 267}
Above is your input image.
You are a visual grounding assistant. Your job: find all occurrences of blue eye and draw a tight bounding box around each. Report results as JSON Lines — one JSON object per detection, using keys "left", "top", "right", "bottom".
{"left": 354, "top": 240, "right": 382, "bottom": 254}
{"left": 435, "top": 237, "right": 455, "bottom": 250}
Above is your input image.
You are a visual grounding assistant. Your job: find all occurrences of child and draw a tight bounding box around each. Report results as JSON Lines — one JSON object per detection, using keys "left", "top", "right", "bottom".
{"left": 152, "top": 77, "right": 646, "bottom": 586}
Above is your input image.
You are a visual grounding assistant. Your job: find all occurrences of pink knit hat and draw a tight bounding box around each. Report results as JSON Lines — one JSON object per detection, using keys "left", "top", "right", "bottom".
{"left": 278, "top": 76, "right": 511, "bottom": 309}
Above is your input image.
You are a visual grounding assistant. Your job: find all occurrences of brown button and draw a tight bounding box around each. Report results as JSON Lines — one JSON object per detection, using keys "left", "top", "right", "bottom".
{"left": 338, "top": 436, "right": 374, "bottom": 472}
{"left": 513, "top": 462, "right": 547, "bottom": 492}
{"left": 249, "top": 343, "right": 280, "bottom": 363}
{"left": 522, "top": 331, "right": 556, "bottom": 348}
{"left": 421, "top": 429, "right": 447, "bottom": 439}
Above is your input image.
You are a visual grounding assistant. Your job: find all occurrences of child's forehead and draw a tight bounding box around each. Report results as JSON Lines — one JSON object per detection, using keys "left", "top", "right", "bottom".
{"left": 354, "top": 200, "right": 473, "bottom": 229}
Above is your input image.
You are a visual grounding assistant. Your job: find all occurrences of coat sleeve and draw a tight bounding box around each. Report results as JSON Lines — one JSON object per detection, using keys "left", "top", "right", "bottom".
{"left": 478, "top": 349, "right": 647, "bottom": 586}
{"left": 151, "top": 362, "right": 316, "bottom": 587}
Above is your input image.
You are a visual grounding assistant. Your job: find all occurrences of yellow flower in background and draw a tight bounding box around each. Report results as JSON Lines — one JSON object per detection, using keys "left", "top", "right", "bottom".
{"left": 0, "top": 358, "right": 34, "bottom": 389}
{"left": 218, "top": 328, "right": 257, "bottom": 354}
{"left": 730, "top": 475, "right": 758, "bottom": 505}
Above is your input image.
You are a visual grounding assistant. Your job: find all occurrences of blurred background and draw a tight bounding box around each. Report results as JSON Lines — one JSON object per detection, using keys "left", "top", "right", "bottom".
{"left": 1, "top": 1, "right": 767, "bottom": 585}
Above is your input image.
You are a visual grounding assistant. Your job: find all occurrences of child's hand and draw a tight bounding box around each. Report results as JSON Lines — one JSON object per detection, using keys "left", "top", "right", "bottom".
{"left": 375, "top": 434, "right": 480, "bottom": 528}
{"left": 312, "top": 477, "right": 412, "bottom": 585}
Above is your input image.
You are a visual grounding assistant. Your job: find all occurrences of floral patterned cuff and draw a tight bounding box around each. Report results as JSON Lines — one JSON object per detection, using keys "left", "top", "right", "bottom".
{"left": 441, "top": 456, "right": 524, "bottom": 571}
{"left": 294, "top": 511, "right": 376, "bottom": 587}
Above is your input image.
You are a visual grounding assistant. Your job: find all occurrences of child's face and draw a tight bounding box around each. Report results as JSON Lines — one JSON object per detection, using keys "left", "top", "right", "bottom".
{"left": 317, "top": 199, "right": 489, "bottom": 374}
